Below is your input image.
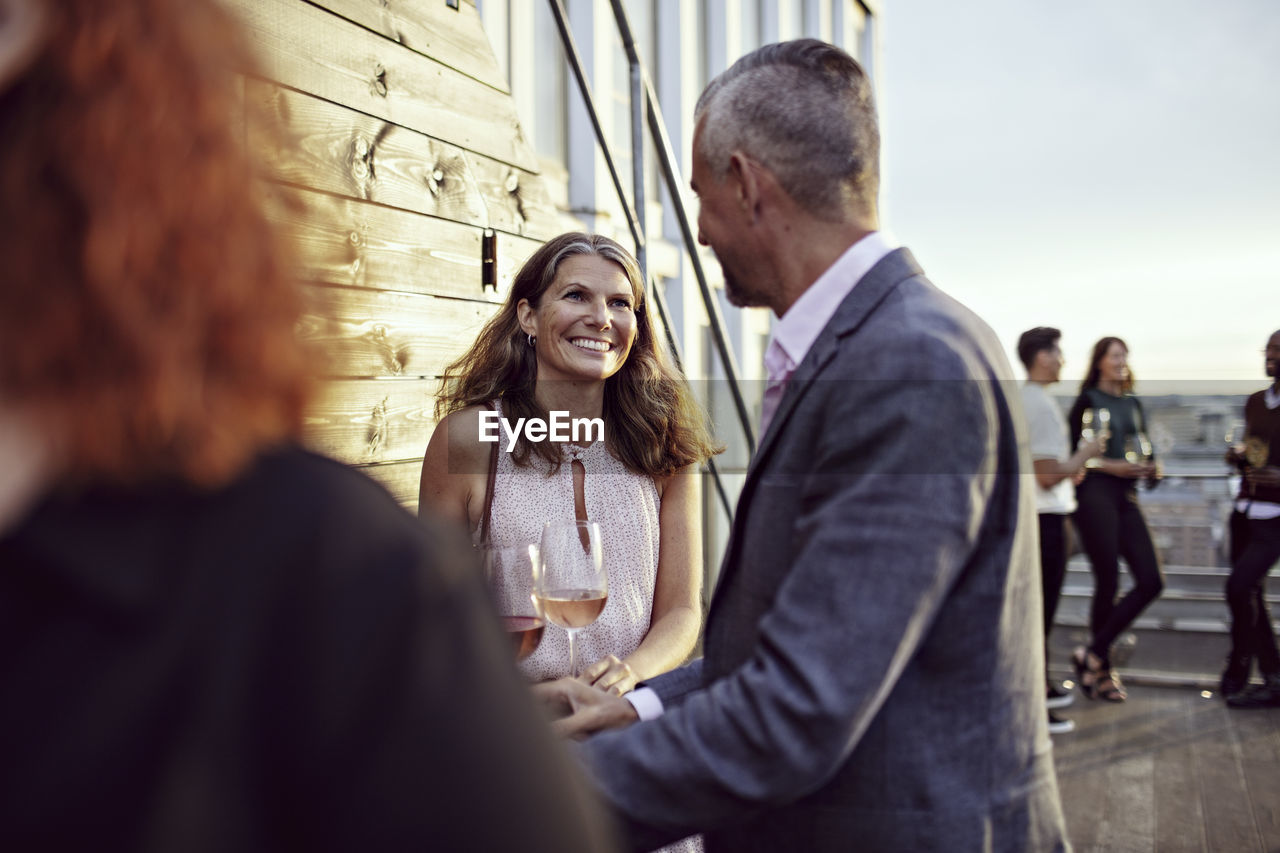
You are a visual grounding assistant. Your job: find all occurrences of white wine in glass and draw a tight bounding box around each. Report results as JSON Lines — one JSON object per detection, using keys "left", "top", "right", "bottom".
{"left": 1096, "top": 407, "right": 1112, "bottom": 445}
{"left": 536, "top": 520, "right": 607, "bottom": 679}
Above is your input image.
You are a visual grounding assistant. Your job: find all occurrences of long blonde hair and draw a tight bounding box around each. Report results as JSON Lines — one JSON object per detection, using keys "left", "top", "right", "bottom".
{"left": 436, "top": 233, "right": 720, "bottom": 476}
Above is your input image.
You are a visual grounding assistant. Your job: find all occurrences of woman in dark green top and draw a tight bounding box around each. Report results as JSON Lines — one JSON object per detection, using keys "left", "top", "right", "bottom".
{"left": 1067, "top": 337, "right": 1165, "bottom": 702}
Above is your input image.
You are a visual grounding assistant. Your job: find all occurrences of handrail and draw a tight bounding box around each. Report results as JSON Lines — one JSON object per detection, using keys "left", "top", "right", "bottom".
{"left": 606, "top": 0, "right": 757, "bottom": 458}
{"left": 647, "top": 274, "right": 735, "bottom": 522}
{"left": 545, "top": 0, "right": 738, "bottom": 522}
{"left": 544, "top": 0, "right": 643, "bottom": 252}
{"left": 546, "top": 0, "right": 758, "bottom": 461}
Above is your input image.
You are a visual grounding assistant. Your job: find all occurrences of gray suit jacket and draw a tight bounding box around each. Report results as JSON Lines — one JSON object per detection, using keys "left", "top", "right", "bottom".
{"left": 581, "top": 249, "right": 1070, "bottom": 852}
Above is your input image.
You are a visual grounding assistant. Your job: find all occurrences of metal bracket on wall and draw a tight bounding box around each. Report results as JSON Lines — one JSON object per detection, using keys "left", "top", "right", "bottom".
{"left": 481, "top": 228, "right": 496, "bottom": 292}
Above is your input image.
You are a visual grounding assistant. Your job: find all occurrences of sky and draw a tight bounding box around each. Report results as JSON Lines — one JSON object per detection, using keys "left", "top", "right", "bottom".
{"left": 879, "top": 0, "right": 1279, "bottom": 391}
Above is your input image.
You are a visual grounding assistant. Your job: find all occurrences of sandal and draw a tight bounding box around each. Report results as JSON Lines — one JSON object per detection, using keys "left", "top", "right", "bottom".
{"left": 1072, "top": 647, "right": 1102, "bottom": 699}
{"left": 1095, "top": 669, "right": 1127, "bottom": 702}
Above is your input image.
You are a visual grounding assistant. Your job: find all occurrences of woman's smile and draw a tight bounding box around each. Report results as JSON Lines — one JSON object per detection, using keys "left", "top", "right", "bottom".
{"left": 519, "top": 254, "right": 638, "bottom": 384}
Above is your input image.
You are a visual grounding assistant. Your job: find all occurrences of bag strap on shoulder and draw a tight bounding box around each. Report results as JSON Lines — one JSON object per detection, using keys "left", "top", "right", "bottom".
{"left": 480, "top": 401, "right": 499, "bottom": 544}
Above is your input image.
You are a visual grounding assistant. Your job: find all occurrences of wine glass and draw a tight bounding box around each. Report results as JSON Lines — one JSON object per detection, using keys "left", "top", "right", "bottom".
{"left": 1138, "top": 431, "right": 1154, "bottom": 460}
{"left": 536, "top": 520, "right": 608, "bottom": 679}
{"left": 1225, "top": 419, "right": 1247, "bottom": 471}
{"left": 1081, "top": 409, "right": 1102, "bottom": 468}
{"left": 479, "top": 543, "right": 545, "bottom": 662}
{"left": 1096, "top": 407, "right": 1112, "bottom": 446}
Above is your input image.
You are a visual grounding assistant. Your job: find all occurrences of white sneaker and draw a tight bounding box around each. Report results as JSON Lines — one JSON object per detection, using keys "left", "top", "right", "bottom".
{"left": 1046, "top": 683, "right": 1074, "bottom": 710}
{"left": 1047, "top": 711, "right": 1075, "bottom": 735}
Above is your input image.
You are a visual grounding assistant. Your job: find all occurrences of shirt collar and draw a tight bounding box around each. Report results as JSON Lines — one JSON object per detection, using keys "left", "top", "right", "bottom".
{"left": 765, "top": 231, "right": 896, "bottom": 381}
{"left": 1265, "top": 385, "right": 1280, "bottom": 409}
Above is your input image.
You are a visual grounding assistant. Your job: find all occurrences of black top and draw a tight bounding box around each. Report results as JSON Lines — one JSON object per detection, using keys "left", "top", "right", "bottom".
{"left": 1240, "top": 391, "right": 1280, "bottom": 505}
{"left": 0, "top": 447, "right": 615, "bottom": 852}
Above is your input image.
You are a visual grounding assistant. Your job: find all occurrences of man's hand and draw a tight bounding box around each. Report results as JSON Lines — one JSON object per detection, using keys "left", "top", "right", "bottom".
{"left": 531, "top": 677, "right": 640, "bottom": 740}
{"left": 580, "top": 654, "right": 639, "bottom": 696}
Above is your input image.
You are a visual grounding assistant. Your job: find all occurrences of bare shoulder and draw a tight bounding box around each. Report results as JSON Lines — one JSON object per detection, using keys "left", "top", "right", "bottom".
{"left": 438, "top": 406, "right": 491, "bottom": 461}
{"left": 655, "top": 462, "right": 699, "bottom": 501}
{"left": 420, "top": 405, "right": 493, "bottom": 527}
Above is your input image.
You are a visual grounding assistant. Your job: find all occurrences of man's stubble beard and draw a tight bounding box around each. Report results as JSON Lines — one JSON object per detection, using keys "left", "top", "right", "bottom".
{"left": 717, "top": 252, "right": 770, "bottom": 310}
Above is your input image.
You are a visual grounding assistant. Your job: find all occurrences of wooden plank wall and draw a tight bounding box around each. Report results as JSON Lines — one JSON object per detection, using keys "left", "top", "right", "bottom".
{"left": 224, "top": 0, "right": 575, "bottom": 510}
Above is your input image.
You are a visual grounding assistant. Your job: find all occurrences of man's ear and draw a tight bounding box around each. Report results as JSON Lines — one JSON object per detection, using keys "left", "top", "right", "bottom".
{"left": 0, "top": 0, "right": 46, "bottom": 94}
{"left": 727, "top": 152, "right": 762, "bottom": 220}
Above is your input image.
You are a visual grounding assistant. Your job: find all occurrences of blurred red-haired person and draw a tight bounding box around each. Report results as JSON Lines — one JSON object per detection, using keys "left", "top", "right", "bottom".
{"left": 0, "top": 1, "right": 614, "bottom": 850}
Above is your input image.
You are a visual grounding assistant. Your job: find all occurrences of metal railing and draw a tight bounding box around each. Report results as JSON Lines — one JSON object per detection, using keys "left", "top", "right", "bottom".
{"left": 546, "top": 0, "right": 760, "bottom": 523}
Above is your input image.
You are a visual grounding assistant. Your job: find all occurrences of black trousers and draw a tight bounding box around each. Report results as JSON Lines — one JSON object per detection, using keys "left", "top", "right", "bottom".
{"left": 1227, "top": 512, "right": 1280, "bottom": 675}
{"left": 1073, "top": 474, "right": 1164, "bottom": 663}
{"left": 1038, "top": 513, "right": 1070, "bottom": 645}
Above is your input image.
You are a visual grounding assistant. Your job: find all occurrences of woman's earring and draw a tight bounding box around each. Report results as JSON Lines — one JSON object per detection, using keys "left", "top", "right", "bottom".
{"left": 527, "top": 333, "right": 536, "bottom": 347}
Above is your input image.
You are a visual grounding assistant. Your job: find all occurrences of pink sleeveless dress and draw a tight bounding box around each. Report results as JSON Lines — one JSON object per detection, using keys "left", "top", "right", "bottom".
{"left": 480, "top": 403, "right": 704, "bottom": 853}
{"left": 480, "top": 402, "right": 661, "bottom": 681}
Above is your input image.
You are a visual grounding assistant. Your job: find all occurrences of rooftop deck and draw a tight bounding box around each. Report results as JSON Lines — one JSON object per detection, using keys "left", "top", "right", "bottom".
{"left": 1053, "top": 683, "right": 1280, "bottom": 852}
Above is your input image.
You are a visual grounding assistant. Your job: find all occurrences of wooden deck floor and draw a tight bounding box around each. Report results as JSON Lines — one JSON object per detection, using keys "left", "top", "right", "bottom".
{"left": 1052, "top": 683, "right": 1280, "bottom": 852}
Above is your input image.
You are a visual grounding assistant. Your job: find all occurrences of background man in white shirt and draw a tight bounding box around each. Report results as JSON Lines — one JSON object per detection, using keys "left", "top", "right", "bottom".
{"left": 1017, "top": 327, "right": 1102, "bottom": 734}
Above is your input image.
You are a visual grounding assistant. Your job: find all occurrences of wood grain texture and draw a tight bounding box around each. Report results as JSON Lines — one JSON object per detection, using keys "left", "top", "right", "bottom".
{"left": 357, "top": 458, "right": 423, "bottom": 512}
{"left": 248, "top": 82, "right": 574, "bottom": 242}
{"left": 226, "top": 0, "right": 537, "bottom": 171}
{"left": 1152, "top": 693, "right": 1209, "bottom": 852}
{"left": 466, "top": 152, "right": 578, "bottom": 241}
{"left": 263, "top": 183, "right": 543, "bottom": 302}
{"left": 1232, "top": 702, "right": 1280, "bottom": 850}
{"left": 305, "top": 377, "right": 437, "bottom": 465}
{"left": 1054, "top": 693, "right": 1119, "bottom": 850}
{"left": 300, "top": 283, "right": 496, "bottom": 379}
{"left": 306, "top": 0, "right": 508, "bottom": 93}
{"left": 1093, "top": 690, "right": 1161, "bottom": 851}
{"left": 249, "top": 81, "right": 486, "bottom": 226}
{"left": 1193, "top": 700, "right": 1264, "bottom": 851}
{"left": 1050, "top": 682, "right": 1280, "bottom": 853}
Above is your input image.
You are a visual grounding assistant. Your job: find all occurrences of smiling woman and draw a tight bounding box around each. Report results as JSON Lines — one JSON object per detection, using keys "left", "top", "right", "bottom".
{"left": 419, "top": 232, "right": 720, "bottom": 699}
{"left": 515, "top": 253, "right": 638, "bottom": 385}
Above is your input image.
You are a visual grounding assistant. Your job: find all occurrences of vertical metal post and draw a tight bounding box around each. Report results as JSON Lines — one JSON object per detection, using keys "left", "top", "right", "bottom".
{"left": 610, "top": 0, "right": 647, "bottom": 283}
{"left": 609, "top": 0, "right": 756, "bottom": 456}
{"left": 548, "top": 0, "right": 758, "bottom": 460}
{"left": 546, "top": 0, "right": 643, "bottom": 252}
{"left": 630, "top": 61, "right": 647, "bottom": 285}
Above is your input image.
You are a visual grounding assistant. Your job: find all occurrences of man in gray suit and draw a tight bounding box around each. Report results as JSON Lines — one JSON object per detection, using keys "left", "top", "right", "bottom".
{"left": 537, "top": 39, "right": 1070, "bottom": 852}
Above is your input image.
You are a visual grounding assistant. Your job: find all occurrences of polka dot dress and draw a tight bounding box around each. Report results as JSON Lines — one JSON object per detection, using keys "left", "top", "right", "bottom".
{"left": 479, "top": 404, "right": 704, "bottom": 853}
{"left": 480, "top": 401, "right": 661, "bottom": 682}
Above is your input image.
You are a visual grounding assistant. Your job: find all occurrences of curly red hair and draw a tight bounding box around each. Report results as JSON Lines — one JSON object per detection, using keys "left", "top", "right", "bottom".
{"left": 0, "top": 0, "right": 312, "bottom": 488}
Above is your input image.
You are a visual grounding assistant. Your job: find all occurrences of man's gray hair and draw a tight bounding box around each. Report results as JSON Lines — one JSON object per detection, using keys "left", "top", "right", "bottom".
{"left": 695, "top": 39, "right": 879, "bottom": 221}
